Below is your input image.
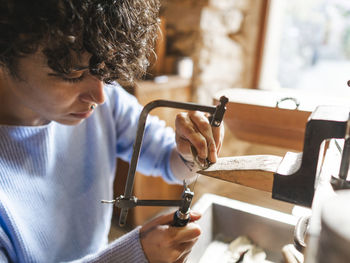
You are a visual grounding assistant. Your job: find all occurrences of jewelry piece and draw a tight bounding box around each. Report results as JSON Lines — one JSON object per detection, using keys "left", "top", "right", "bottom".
{"left": 178, "top": 146, "right": 212, "bottom": 172}
{"left": 190, "top": 145, "right": 212, "bottom": 170}
{"left": 90, "top": 104, "right": 97, "bottom": 110}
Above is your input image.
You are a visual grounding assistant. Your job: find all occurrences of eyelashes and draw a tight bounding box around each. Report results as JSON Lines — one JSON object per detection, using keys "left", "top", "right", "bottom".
{"left": 61, "top": 74, "right": 85, "bottom": 83}
{"left": 48, "top": 71, "right": 86, "bottom": 83}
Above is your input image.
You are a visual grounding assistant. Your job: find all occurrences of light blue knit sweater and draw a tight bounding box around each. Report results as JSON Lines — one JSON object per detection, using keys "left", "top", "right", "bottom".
{"left": 0, "top": 84, "right": 177, "bottom": 262}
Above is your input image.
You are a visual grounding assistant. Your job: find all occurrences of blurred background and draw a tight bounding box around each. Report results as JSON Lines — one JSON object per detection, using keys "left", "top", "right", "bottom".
{"left": 112, "top": 0, "right": 350, "bottom": 231}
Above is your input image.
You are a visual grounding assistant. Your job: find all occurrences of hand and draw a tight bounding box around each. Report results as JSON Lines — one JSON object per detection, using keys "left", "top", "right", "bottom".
{"left": 140, "top": 211, "right": 201, "bottom": 263}
{"left": 175, "top": 111, "right": 224, "bottom": 164}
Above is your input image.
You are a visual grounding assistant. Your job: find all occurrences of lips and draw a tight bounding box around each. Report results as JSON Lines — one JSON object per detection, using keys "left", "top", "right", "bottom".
{"left": 70, "top": 110, "right": 93, "bottom": 119}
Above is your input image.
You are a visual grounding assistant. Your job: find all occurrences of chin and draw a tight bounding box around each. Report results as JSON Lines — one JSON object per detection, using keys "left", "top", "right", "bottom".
{"left": 54, "top": 118, "right": 84, "bottom": 126}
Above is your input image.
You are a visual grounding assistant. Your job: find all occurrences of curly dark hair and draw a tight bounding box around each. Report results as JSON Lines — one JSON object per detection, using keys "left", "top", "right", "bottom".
{"left": 0, "top": 0, "right": 160, "bottom": 84}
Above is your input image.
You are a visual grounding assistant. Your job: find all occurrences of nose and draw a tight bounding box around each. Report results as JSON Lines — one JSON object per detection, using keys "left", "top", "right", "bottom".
{"left": 80, "top": 74, "right": 105, "bottom": 105}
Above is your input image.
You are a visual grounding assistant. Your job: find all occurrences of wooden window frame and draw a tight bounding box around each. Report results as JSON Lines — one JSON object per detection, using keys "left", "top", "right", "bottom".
{"left": 221, "top": 0, "right": 350, "bottom": 151}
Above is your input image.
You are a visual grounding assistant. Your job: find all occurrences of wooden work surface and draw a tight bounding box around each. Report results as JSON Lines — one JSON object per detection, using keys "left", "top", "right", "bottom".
{"left": 190, "top": 130, "right": 295, "bottom": 214}
{"left": 198, "top": 155, "right": 281, "bottom": 192}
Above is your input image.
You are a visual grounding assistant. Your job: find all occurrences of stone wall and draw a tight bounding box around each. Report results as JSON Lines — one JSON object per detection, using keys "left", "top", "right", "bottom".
{"left": 161, "top": 0, "right": 265, "bottom": 104}
{"left": 158, "top": 1, "right": 294, "bottom": 215}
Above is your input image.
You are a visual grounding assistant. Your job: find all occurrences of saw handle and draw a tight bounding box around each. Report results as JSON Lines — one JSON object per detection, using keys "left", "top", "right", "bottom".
{"left": 172, "top": 187, "right": 194, "bottom": 227}
{"left": 172, "top": 97, "right": 228, "bottom": 226}
{"left": 172, "top": 210, "right": 190, "bottom": 227}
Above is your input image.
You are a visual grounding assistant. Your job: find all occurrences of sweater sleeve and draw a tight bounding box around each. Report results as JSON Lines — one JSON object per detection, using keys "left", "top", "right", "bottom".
{"left": 0, "top": 250, "right": 8, "bottom": 263}
{"left": 69, "top": 227, "right": 148, "bottom": 263}
{"left": 0, "top": 227, "right": 16, "bottom": 263}
{"left": 0, "top": 226, "right": 147, "bottom": 263}
{"left": 107, "top": 85, "right": 179, "bottom": 183}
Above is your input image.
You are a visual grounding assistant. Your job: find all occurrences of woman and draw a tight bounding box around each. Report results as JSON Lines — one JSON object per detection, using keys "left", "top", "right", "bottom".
{"left": 0, "top": 1, "right": 223, "bottom": 262}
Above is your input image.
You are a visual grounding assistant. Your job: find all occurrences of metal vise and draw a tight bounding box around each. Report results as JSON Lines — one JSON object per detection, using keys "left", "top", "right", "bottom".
{"left": 199, "top": 105, "right": 350, "bottom": 207}
{"left": 273, "top": 105, "right": 349, "bottom": 207}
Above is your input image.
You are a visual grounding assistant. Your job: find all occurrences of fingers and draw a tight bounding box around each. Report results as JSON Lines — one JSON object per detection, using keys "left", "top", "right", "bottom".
{"left": 189, "top": 210, "right": 201, "bottom": 222}
{"left": 140, "top": 211, "right": 202, "bottom": 263}
{"left": 168, "top": 211, "right": 202, "bottom": 244}
{"left": 213, "top": 123, "right": 224, "bottom": 154}
{"left": 174, "top": 250, "right": 191, "bottom": 263}
{"left": 175, "top": 111, "right": 221, "bottom": 163}
{"left": 169, "top": 222, "right": 201, "bottom": 243}
{"left": 141, "top": 210, "right": 201, "bottom": 234}
{"left": 189, "top": 111, "right": 217, "bottom": 162}
{"left": 140, "top": 212, "right": 175, "bottom": 234}
{"left": 165, "top": 224, "right": 201, "bottom": 263}
{"left": 176, "top": 112, "right": 208, "bottom": 160}
{"left": 173, "top": 240, "right": 198, "bottom": 263}
{"left": 175, "top": 133, "right": 193, "bottom": 161}
{"left": 167, "top": 239, "right": 198, "bottom": 263}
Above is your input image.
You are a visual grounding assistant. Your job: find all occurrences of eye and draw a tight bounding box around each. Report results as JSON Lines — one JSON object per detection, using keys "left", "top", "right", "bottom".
{"left": 61, "top": 74, "right": 85, "bottom": 83}
{"left": 48, "top": 71, "right": 86, "bottom": 83}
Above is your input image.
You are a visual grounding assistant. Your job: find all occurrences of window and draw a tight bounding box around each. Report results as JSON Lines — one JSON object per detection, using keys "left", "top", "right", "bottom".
{"left": 220, "top": 0, "right": 350, "bottom": 150}
{"left": 260, "top": 0, "right": 350, "bottom": 95}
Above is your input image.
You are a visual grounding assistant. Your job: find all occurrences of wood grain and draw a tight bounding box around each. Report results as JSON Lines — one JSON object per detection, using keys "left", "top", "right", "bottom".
{"left": 197, "top": 155, "right": 283, "bottom": 192}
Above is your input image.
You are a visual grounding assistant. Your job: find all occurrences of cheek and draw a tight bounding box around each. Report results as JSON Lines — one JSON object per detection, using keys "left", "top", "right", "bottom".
{"left": 16, "top": 80, "right": 76, "bottom": 112}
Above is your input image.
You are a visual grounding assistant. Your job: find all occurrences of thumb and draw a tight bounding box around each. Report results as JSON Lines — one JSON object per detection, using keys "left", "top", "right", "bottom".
{"left": 142, "top": 210, "right": 202, "bottom": 233}
{"left": 140, "top": 212, "right": 175, "bottom": 234}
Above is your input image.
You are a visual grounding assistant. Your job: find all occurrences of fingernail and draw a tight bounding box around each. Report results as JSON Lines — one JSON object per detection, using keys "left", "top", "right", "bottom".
{"left": 190, "top": 211, "right": 202, "bottom": 217}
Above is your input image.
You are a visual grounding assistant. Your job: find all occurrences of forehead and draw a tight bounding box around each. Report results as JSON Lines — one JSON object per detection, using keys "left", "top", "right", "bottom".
{"left": 20, "top": 50, "right": 91, "bottom": 72}
{"left": 10, "top": 51, "right": 91, "bottom": 82}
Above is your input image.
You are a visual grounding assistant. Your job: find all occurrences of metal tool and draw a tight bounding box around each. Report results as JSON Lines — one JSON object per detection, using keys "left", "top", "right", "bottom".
{"left": 198, "top": 105, "right": 350, "bottom": 207}
{"left": 102, "top": 180, "right": 194, "bottom": 227}
{"left": 102, "top": 96, "right": 228, "bottom": 227}
{"left": 189, "top": 103, "right": 228, "bottom": 170}
{"left": 330, "top": 113, "right": 350, "bottom": 190}
{"left": 272, "top": 105, "right": 349, "bottom": 207}
{"left": 172, "top": 182, "right": 194, "bottom": 227}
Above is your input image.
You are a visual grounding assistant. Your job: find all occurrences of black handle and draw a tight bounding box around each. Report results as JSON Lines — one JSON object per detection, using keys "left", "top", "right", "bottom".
{"left": 172, "top": 187, "right": 193, "bottom": 227}
{"left": 172, "top": 210, "right": 190, "bottom": 227}
{"left": 209, "top": 96, "right": 228, "bottom": 127}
